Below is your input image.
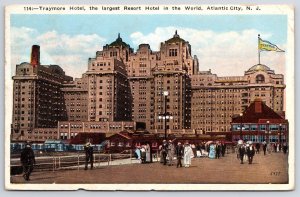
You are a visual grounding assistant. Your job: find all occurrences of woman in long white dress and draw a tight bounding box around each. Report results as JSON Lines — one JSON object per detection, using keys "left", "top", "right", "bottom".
{"left": 183, "top": 142, "right": 194, "bottom": 167}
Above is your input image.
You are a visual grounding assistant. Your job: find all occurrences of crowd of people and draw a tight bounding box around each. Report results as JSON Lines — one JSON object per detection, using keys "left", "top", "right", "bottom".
{"left": 237, "top": 141, "right": 255, "bottom": 164}
{"left": 159, "top": 140, "right": 194, "bottom": 168}
{"left": 134, "top": 143, "right": 152, "bottom": 163}
{"left": 236, "top": 140, "right": 288, "bottom": 165}
{"left": 18, "top": 139, "right": 289, "bottom": 181}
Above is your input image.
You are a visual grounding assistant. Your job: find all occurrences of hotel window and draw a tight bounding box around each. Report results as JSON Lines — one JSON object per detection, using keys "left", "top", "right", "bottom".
{"left": 256, "top": 75, "right": 265, "bottom": 83}
{"left": 169, "top": 49, "right": 178, "bottom": 56}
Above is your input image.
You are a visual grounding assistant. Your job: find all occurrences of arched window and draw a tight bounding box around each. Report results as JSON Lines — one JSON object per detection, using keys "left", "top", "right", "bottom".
{"left": 256, "top": 74, "right": 265, "bottom": 83}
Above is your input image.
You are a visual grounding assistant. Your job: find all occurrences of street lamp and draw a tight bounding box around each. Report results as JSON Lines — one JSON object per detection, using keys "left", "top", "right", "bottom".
{"left": 279, "top": 123, "right": 282, "bottom": 151}
{"left": 266, "top": 121, "right": 270, "bottom": 144}
{"left": 239, "top": 113, "right": 243, "bottom": 140}
{"left": 158, "top": 91, "right": 173, "bottom": 140}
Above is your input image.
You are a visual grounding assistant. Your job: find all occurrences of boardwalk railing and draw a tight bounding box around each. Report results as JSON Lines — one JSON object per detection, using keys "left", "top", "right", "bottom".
{"left": 11, "top": 153, "right": 134, "bottom": 173}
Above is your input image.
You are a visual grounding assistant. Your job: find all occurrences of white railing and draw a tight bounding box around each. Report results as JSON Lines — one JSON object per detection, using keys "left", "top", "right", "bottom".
{"left": 11, "top": 153, "right": 134, "bottom": 172}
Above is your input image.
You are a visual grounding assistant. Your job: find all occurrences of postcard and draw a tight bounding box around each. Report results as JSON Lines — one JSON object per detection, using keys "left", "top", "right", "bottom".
{"left": 5, "top": 4, "right": 294, "bottom": 190}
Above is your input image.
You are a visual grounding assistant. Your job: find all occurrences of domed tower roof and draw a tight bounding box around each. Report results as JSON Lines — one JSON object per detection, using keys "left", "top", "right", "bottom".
{"left": 248, "top": 64, "right": 270, "bottom": 72}
{"left": 165, "top": 30, "right": 186, "bottom": 44}
{"left": 245, "top": 64, "right": 275, "bottom": 74}
{"left": 109, "top": 33, "right": 130, "bottom": 48}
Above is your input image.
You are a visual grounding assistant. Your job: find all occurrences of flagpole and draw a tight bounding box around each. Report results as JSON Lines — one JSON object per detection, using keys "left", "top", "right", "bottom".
{"left": 258, "top": 34, "right": 261, "bottom": 64}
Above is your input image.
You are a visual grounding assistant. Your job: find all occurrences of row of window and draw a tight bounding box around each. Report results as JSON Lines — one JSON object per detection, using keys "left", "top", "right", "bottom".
{"left": 232, "top": 124, "right": 286, "bottom": 131}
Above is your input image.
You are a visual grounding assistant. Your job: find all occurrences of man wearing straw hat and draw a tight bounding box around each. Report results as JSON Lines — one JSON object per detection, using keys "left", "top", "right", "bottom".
{"left": 84, "top": 142, "right": 94, "bottom": 170}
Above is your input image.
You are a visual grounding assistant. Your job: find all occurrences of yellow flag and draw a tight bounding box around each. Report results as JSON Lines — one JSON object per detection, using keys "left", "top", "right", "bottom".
{"left": 259, "top": 38, "right": 285, "bottom": 52}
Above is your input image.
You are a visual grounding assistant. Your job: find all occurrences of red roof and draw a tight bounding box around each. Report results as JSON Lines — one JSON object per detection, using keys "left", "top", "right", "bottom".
{"left": 107, "top": 133, "right": 132, "bottom": 140}
{"left": 232, "top": 100, "right": 287, "bottom": 124}
{"left": 69, "top": 132, "right": 106, "bottom": 144}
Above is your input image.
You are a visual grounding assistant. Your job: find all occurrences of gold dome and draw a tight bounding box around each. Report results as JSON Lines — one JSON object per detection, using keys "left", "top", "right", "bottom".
{"left": 248, "top": 64, "right": 270, "bottom": 72}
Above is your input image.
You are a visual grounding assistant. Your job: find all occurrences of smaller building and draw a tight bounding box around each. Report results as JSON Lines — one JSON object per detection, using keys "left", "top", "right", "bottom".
{"left": 57, "top": 121, "right": 137, "bottom": 140}
{"left": 231, "top": 99, "right": 288, "bottom": 144}
{"left": 105, "top": 130, "right": 229, "bottom": 153}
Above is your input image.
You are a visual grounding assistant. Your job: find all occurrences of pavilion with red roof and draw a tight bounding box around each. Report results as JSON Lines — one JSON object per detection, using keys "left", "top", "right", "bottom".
{"left": 231, "top": 98, "right": 288, "bottom": 144}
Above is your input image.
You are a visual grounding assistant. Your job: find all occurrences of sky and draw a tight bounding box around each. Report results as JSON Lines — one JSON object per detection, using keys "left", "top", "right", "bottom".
{"left": 10, "top": 14, "right": 287, "bottom": 78}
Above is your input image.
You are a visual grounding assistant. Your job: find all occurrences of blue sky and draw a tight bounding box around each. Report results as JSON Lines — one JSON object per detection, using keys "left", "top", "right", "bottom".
{"left": 10, "top": 14, "right": 287, "bottom": 78}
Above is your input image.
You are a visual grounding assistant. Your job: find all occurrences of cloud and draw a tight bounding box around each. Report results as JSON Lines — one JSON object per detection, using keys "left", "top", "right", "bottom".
{"left": 130, "top": 27, "right": 286, "bottom": 77}
{"left": 10, "top": 27, "right": 106, "bottom": 78}
{"left": 10, "top": 26, "right": 286, "bottom": 80}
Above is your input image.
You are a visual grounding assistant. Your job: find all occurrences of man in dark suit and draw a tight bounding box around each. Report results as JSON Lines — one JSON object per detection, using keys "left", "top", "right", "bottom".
{"left": 221, "top": 143, "right": 226, "bottom": 157}
{"left": 255, "top": 143, "right": 260, "bottom": 154}
{"left": 247, "top": 144, "right": 255, "bottom": 164}
{"left": 239, "top": 144, "right": 246, "bottom": 164}
{"left": 175, "top": 142, "right": 184, "bottom": 168}
{"left": 263, "top": 141, "right": 267, "bottom": 155}
{"left": 20, "top": 142, "right": 36, "bottom": 181}
{"left": 84, "top": 142, "right": 94, "bottom": 170}
{"left": 216, "top": 143, "right": 221, "bottom": 159}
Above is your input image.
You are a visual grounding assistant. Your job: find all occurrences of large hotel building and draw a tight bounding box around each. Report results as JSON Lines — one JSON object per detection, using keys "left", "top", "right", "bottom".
{"left": 11, "top": 32, "right": 286, "bottom": 142}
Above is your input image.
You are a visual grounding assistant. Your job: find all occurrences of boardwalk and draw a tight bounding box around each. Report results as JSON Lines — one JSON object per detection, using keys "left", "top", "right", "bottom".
{"left": 10, "top": 152, "right": 288, "bottom": 184}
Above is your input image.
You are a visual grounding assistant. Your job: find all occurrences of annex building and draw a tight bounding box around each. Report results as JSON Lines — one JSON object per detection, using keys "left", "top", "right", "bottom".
{"left": 11, "top": 32, "right": 285, "bottom": 142}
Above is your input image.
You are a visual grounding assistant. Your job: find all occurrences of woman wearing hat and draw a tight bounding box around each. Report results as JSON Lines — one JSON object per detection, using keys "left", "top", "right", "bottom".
{"left": 183, "top": 141, "right": 194, "bottom": 167}
{"left": 167, "top": 140, "right": 175, "bottom": 166}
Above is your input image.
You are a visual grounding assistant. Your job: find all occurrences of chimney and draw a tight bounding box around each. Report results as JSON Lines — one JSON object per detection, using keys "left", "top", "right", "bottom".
{"left": 30, "top": 45, "right": 40, "bottom": 66}
{"left": 254, "top": 98, "right": 262, "bottom": 113}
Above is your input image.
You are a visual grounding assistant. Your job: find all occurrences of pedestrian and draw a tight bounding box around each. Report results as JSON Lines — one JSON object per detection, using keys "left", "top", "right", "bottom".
{"left": 175, "top": 142, "right": 184, "bottom": 168}
{"left": 161, "top": 140, "right": 168, "bottom": 165}
{"left": 167, "top": 140, "right": 175, "bottom": 166}
{"left": 283, "top": 142, "right": 288, "bottom": 154}
{"left": 273, "top": 143, "right": 277, "bottom": 153}
{"left": 191, "top": 143, "right": 196, "bottom": 158}
{"left": 246, "top": 143, "right": 255, "bottom": 164}
{"left": 255, "top": 143, "right": 260, "bottom": 154}
{"left": 158, "top": 145, "right": 163, "bottom": 163}
{"left": 221, "top": 143, "right": 226, "bottom": 157}
{"left": 263, "top": 141, "right": 267, "bottom": 155}
{"left": 134, "top": 146, "right": 141, "bottom": 160}
{"left": 145, "top": 143, "right": 152, "bottom": 163}
{"left": 20, "top": 142, "right": 35, "bottom": 181}
{"left": 84, "top": 142, "right": 94, "bottom": 170}
{"left": 244, "top": 144, "right": 249, "bottom": 162}
{"left": 238, "top": 144, "right": 246, "bottom": 164}
{"left": 183, "top": 141, "right": 194, "bottom": 167}
{"left": 206, "top": 142, "right": 210, "bottom": 153}
{"left": 216, "top": 143, "right": 221, "bottom": 159}
{"left": 140, "top": 145, "right": 146, "bottom": 164}
{"left": 196, "top": 143, "right": 202, "bottom": 157}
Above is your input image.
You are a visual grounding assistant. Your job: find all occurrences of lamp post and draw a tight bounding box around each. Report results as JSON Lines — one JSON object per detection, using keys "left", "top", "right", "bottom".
{"left": 158, "top": 91, "right": 173, "bottom": 140}
{"left": 279, "top": 123, "right": 282, "bottom": 151}
{"left": 239, "top": 113, "right": 243, "bottom": 140}
{"left": 266, "top": 121, "right": 270, "bottom": 144}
